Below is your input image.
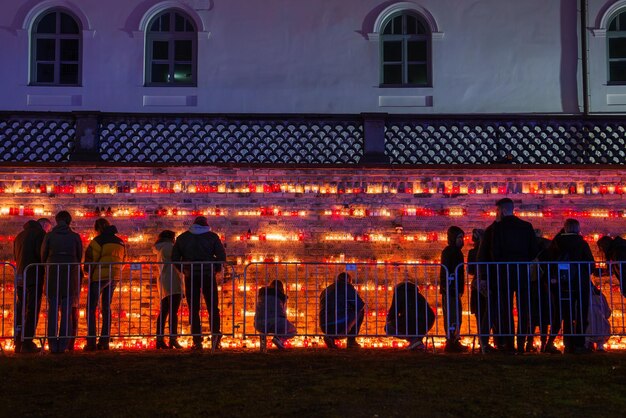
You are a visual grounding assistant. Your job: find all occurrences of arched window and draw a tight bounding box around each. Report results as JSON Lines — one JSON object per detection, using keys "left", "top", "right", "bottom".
{"left": 608, "top": 10, "right": 626, "bottom": 83}
{"left": 145, "top": 10, "right": 197, "bottom": 86}
{"left": 380, "top": 12, "right": 430, "bottom": 87}
{"left": 31, "top": 9, "right": 81, "bottom": 85}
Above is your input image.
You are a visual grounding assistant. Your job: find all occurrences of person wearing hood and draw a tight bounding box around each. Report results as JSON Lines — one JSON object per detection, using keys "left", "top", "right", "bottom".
{"left": 40, "top": 211, "right": 82, "bottom": 354}
{"left": 477, "top": 198, "right": 538, "bottom": 353}
{"left": 84, "top": 218, "right": 126, "bottom": 351}
{"left": 440, "top": 225, "right": 468, "bottom": 353}
{"left": 153, "top": 230, "right": 184, "bottom": 349}
{"left": 13, "top": 218, "right": 52, "bottom": 353}
{"left": 597, "top": 235, "right": 626, "bottom": 296}
{"left": 172, "top": 216, "right": 226, "bottom": 350}
{"left": 254, "top": 280, "right": 296, "bottom": 350}
{"left": 543, "top": 219, "right": 594, "bottom": 354}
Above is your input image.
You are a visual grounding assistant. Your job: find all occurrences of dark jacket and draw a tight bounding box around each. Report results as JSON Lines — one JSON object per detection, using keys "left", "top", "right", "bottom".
{"left": 543, "top": 233, "right": 594, "bottom": 293}
{"left": 84, "top": 225, "right": 126, "bottom": 282}
{"left": 40, "top": 222, "right": 82, "bottom": 299}
{"left": 604, "top": 236, "right": 626, "bottom": 289}
{"left": 319, "top": 278, "right": 365, "bottom": 328}
{"left": 171, "top": 224, "right": 226, "bottom": 277}
{"left": 13, "top": 220, "right": 46, "bottom": 286}
{"left": 254, "top": 286, "right": 288, "bottom": 331}
{"left": 385, "top": 282, "right": 435, "bottom": 337}
{"left": 439, "top": 226, "right": 465, "bottom": 295}
{"left": 477, "top": 215, "right": 538, "bottom": 287}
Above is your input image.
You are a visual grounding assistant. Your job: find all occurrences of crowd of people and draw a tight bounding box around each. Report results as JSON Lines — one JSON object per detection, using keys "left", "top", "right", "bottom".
{"left": 10, "top": 200, "right": 625, "bottom": 354}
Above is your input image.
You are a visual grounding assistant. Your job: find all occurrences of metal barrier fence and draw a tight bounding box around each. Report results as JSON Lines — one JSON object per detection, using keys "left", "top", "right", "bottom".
{"left": 1, "top": 260, "right": 625, "bottom": 352}
{"left": 16, "top": 262, "right": 236, "bottom": 352}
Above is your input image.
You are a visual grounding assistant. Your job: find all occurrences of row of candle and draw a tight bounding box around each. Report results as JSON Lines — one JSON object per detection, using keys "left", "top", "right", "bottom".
{"left": 2, "top": 180, "right": 626, "bottom": 196}
{"left": 2, "top": 206, "right": 626, "bottom": 219}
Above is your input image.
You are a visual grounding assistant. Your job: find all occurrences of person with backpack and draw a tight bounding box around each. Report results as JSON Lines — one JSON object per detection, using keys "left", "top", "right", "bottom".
{"left": 385, "top": 280, "right": 435, "bottom": 351}
{"left": 172, "top": 216, "right": 226, "bottom": 351}
{"left": 542, "top": 219, "right": 594, "bottom": 354}
{"left": 84, "top": 218, "right": 126, "bottom": 351}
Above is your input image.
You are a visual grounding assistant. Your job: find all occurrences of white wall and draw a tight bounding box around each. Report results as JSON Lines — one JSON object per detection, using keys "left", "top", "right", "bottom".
{"left": 0, "top": 0, "right": 579, "bottom": 114}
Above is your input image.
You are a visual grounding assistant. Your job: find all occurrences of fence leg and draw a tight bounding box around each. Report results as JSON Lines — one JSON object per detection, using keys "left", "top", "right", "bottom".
{"left": 260, "top": 335, "right": 267, "bottom": 353}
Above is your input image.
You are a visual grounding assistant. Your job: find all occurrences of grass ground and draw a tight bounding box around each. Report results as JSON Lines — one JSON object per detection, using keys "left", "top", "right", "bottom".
{"left": 1, "top": 348, "right": 625, "bottom": 418}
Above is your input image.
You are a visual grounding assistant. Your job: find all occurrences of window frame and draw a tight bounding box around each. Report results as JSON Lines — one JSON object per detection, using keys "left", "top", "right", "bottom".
{"left": 379, "top": 11, "right": 431, "bottom": 88}
{"left": 145, "top": 10, "right": 198, "bottom": 87}
{"left": 30, "top": 9, "right": 82, "bottom": 86}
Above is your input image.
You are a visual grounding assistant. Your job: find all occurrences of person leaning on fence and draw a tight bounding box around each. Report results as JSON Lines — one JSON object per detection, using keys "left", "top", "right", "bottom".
{"left": 477, "top": 198, "right": 538, "bottom": 354}
{"left": 597, "top": 235, "right": 626, "bottom": 297}
{"left": 171, "top": 216, "right": 226, "bottom": 351}
{"left": 319, "top": 272, "right": 365, "bottom": 349}
{"left": 468, "top": 228, "right": 497, "bottom": 354}
{"left": 153, "top": 230, "right": 184, "bottom": 349}
{"left": 525, "top": 229, "right": 553, "bottom": 354}
{"left": 542, "top": 219, "right": 594, "bottom": 354}
{"left": 254, "top": 280, "right": 296, "bottom": 350}
{"left": 440, "top": 226, "right": 468, "bottom": 353}
{"left": 385, "top": 280, "right": 435, "bottom": 351}
{"left": 13, "top": 218, "right": 52, "bottom": 353}
{"left": 84, "top": 218, "right": 126, "bottom": 351}
{"left": 40, "top": 211, "right": 83, "bottom": 354}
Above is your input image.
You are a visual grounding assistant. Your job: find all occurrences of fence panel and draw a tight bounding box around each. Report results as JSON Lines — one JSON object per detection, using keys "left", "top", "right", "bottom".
{"left": 22, "top": 261, "right": 236, "bottom": 351}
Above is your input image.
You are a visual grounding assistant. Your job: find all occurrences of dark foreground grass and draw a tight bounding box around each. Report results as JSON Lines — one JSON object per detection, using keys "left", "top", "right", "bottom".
{"left": 1, "top": 349, "right": 625, "bottom": 418}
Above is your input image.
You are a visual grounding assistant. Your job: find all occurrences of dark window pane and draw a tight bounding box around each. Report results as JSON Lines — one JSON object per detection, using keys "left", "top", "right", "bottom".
{"left": 383, "top": 41, "right": 402, "bottom": 62}
{"left": 59, "top": 64, "right": 78, "bottom": 84}
{"left": 60, "top": 39, "right": 79, "bottom": 61}
{"left": 60, "top": 13, "right": 79, "bottom": 34}
{"left": 36, "top": 39, "right": 56, "bottom": 61}
{"left": 407, "top": 40, "right": 427, "bottom": 61}
{"left": 173, "top": 63, "right": 193, "bottom": 83}
{"left": 383, "top": 64, "right": 402, "bottom": 84}
{"left": 175, "top": 14, "right": 190, "bottom": 32}
{"left": 174, "top": 40, "right": 192, "bottom": 61}
{"left": 37, "top": 12, "right": 56, "bottom": 34}
{"left": 609, "top": 17, "right": 617, "bottom": 32}
{"left": 610, "top": 61, "right": 626, "bottom": 82}
{"left": 151, "top": 63, "right": 170, "bottom": 83}
{"left": 392, "top": 16, "right": 402, "bottom": 35}
{"left": 408, "top": 64, "right": 428, "bottom": 85}
{"left": 609, "top": 37, "right": 626, "bottom": 59}
{"left": 36, "top": 63, "right": 54, "bottom": 83}
{"left": 152, "top": 41, "right": 169, "bottom": 60}
{"left": 406, "top": 16, "right": 417, "bottom": 35}
{"left": 160, "top": 14, "right": 170, "bottom": 32}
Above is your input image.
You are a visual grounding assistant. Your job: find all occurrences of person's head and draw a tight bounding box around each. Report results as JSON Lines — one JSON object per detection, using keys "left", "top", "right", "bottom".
{"left": 157, "top": 230, "right": 176, "bottom": 243}
{"left": 471, "top": 228, "right": 484, "bottom": 245}
{"left": 447, "top": 226, "right": 464, "bottom": 248}
{"left": 94, "top": 218, "right": 110, "bottom": 234}
{"left": 495, "top": 198, "right": 514, "bottom": 220}
{"left": 563, "top": 218, "right": 580, "bottom": 234}
{"left": 597, "top": 236, "right": 613, "bottom": 254}
{"left": 37, "top": 218, "right": 52, "bottom": 233}
{"left": 336, "top": 272, "right": 352, "bottom": 283}
{"left": 193, "top": 216, "right": 209, "bottom": 227}
{"left": 54, "top": 210, "right": 72, "bottom": 226}
{"left": 269, "top": 280, "right": 284, "bottom": 294}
